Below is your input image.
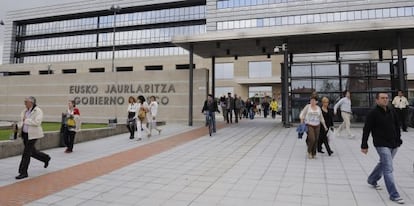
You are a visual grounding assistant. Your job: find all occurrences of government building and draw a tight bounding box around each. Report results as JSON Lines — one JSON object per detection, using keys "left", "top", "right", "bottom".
{"left": 1, "top": 0, "right": 414, "bottom": 125}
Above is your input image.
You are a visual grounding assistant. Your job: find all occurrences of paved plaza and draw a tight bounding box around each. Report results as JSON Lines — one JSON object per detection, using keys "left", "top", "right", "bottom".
{"left": 0, "top": 117, "right": 413, "bottom": 206}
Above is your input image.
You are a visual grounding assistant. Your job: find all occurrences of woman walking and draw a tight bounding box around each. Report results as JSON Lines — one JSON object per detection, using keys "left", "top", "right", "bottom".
{"left": 148, "top": 96, "right": 162, "bottom": 136}
{"left": 63, "top": 100, "right": 80, "bottom": 153}
{"left": 300, "top": 93, "right": 328, "bottom": 159}
{"left": 126, "top": 96, "right": 138, "bottom": 139}
{"left": 318, "top": 97, "right": 334, "bottom": 156}
{"left": 137, "top": 95, "right": 151, "bottom": 140}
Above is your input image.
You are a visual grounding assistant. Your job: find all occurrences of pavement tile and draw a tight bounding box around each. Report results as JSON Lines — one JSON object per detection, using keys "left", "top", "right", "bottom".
{"left": 0, "top": 119, "right": 412, "bottom": 206}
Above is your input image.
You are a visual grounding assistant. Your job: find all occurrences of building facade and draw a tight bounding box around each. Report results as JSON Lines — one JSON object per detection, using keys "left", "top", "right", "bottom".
{"left": 1, "top": 0, "right": 414, "bottom": 123}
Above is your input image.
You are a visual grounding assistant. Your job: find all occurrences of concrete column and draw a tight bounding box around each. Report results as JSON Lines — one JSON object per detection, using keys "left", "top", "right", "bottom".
{"left": 397, "top": 32, "right": 405, "bottom": 92}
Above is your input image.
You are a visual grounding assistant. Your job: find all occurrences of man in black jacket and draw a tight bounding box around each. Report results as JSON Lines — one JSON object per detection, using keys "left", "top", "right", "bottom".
{"left": 361, "top": 92, "right": 404, "bottom": 204}
{"left": 202, "top": 94, "right": 219, "bottom": 133}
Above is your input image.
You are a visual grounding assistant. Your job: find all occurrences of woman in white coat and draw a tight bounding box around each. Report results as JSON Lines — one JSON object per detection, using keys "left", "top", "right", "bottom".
{"left": 148, "top": 96, "right": 162, "bottom": 136}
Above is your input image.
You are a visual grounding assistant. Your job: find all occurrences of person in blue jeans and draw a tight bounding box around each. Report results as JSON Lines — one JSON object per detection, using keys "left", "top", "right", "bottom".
{"left": 361, "top": 92, "right": 404, "bottom": 204}
{"left": 202, "top": 94, "right": 219, "bottom": 133}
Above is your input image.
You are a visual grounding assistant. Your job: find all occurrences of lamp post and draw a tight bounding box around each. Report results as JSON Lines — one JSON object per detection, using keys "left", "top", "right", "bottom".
{"left": 274, "top": 43, "right": 290, "bottom": 128}
{"left": 110, "top": 5, "right": 121, "bottom": 72}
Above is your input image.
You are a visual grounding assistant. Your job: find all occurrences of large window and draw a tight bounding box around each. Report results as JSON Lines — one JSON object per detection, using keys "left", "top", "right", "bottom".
{"left": 249, "top": 86, "right": 272, "bottom": 98}
{"left": 215, "top": 87, "right": 234, "bottom": 98}
{"left": 249, "top": 61, "right": 272, "bottom": 78}
{"left": 217, "top": 6, "right": 414, "bottom": 30}
{"left": 215, "top": 63, "right": 234, "bottom": 79}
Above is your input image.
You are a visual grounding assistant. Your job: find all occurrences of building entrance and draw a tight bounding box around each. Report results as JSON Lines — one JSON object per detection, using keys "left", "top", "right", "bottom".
{"left": 289, "top": 59, "right": 406, "bottom": 122}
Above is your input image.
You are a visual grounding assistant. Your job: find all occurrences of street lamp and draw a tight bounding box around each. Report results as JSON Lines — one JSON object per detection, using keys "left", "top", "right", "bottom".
{"left": 274, "top": 43, "right": 290, "bottom": 128}
{"left": 110, "top": 5, "right": 121, "bottom": 72}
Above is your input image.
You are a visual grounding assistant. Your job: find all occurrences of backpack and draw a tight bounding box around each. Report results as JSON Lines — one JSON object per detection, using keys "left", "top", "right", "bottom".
{"left": 138, "top": 107, "right": 147, "bottom": 121}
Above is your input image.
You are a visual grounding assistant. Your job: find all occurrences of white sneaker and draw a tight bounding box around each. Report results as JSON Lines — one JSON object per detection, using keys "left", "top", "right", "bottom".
{"left": 391, "top": 197, "right": 405, "bottom": 204}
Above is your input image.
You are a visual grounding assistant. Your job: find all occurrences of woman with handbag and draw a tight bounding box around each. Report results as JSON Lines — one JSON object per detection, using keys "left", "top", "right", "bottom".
{"left": 126, "top": 96, "right": 138, "bottom": 139}
{"left": 63, "top": 100, "right": 80, "bottom": 153}
{"left": 318, "top": 97, "right": 334, "bottom": 156}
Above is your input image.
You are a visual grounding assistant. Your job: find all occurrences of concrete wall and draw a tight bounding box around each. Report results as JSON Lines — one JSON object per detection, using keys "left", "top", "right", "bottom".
{"left": 0, "top": 68, "right": 209, "bottom": 123}
{"left": 0, "top": 125, "right": 130, "bottom": 159}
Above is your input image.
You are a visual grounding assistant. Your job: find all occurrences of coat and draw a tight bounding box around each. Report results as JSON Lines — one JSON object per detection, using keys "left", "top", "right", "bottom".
{"left": 18, "top": 106, "right": 44, "bottom": 140}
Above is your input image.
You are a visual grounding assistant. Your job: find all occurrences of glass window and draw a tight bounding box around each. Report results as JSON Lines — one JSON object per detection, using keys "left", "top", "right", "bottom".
{"left": 334, "top": 12, "right": 341, "bottom": 21}
{"left": 249, "top": 61, "right": 272, "bottom": 78}
{"left": 405, "top": 7, "right": 413, "bottom": 16}
{"left": 249, "top": 86, "right": 272, "bottom": 98}
{"left": 398, "top": 7, "right": 405, "bottom": 16}
{"left": 215, "top": 63, "right": 234, "bottom": 79}
{"left": 313, "top": 64, "right": 339, "bottom": 76}
{"left": 368, "top": 9, "right": 376, "bottom": 19}
{"left": 390, "top": 8, "right": 398, "bottom": 17}
{"left": 313, "top": 79, "right": 340, "bottom": 92}
{"left": 291, "top": 65, "right": 311, "bottom": 77}
{"left": 361, "top": 10, "right": 368, "bottom": 19}
{"left": 216, "top": 87, "right": 234, "bottom": 98}
{"left": 383, "top": 8, "right": 390, "bottom": 18}
{"left": 327, "top": 13, "right": 334, "bottom": 22}
{"left": 354, "top": 10, "right": 361, "bottom": 20}
{"left": 375, "top": 9, "right": 383, "bottom": 18}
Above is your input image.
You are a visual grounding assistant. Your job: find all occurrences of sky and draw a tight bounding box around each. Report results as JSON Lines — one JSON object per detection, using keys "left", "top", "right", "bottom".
{"left": 0, "top": 0, "right": 80, "bottom": 64}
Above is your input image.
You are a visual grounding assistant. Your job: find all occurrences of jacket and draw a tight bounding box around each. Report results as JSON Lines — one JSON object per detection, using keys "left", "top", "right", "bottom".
{"left": 361, "top": 105, "right": 402, "bottom": 149}
{"left": 18, "top": 106, "right": 44, "bottom": 140}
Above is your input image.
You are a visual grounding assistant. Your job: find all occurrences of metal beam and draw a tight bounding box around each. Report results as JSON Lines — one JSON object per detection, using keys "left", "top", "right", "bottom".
{"left": 189, "top": 43, "right": 194, "bottom": 126}
{"left": 212, "top": 56, "right": 216, "bottom": 98}
{"left": 397, "top": 32, "right": 405, "bottom": 92}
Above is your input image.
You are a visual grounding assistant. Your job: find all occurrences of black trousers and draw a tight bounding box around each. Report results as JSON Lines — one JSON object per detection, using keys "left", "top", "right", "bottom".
{"left": 63, "top": 128, "right": 76, "bottom": 151}
{"left": 396, "top": 108, "right": 408, "bottom": 131}
{"left": 234, "top": 109, "right": 240, "bottom": 123}
{"left": 19, "top": 132, "right": 50, "bottom": 175}
{"left": 318, "top": 129, "right": 332, "bottom": 153}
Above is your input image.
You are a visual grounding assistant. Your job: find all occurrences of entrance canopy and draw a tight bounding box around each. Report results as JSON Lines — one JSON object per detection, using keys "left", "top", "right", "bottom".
{"left": 173, "top": 18, "right": 414, "bottom": 57}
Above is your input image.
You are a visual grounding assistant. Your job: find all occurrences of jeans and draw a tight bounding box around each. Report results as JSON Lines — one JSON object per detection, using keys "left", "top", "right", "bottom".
{"left": 205, "top": 112, "right": 216, "bottom": 132}
{"left": 367, "top": 147, "right": 400, "bottom": 200}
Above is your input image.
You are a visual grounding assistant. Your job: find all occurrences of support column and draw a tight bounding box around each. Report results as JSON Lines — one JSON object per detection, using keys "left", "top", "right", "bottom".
{"left": 189, "top": 44, "right": 194, "bottom": 126}
{"left": 282, "top": 43, "right": 290, "bottom": 128}
{"left": 212, "top": 56, "right": 216, "bottom": 98}
{"left": 397, "top": 32, "right": 405, "bottom": 92}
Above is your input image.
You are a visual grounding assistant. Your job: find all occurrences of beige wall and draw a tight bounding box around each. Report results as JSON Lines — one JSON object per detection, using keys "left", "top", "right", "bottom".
{"left": 0, "top": 69, "right": 209, "bottom": 124}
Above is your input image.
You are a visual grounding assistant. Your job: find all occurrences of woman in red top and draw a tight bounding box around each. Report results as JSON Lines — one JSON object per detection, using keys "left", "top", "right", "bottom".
{"left": 63, "top": 100, "right": 80, "bottom": 153}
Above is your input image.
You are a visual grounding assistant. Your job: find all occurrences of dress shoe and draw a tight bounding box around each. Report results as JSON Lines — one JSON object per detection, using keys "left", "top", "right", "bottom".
{"left": 328, "top": 151, "right": 334, "bottom": 156}
{"left": 317, "top": 150, "right": 325, "bottom": 154}
{"left": 44, "top": 157, "right": 51, "bottom": 168}
{"left": 15, "top": 174, "right": 28, "bottom": 180}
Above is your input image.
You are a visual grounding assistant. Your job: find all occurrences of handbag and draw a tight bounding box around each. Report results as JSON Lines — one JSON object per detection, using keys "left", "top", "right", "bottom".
{"left": 66, "top": 118, "right": 76, "bottom": 127}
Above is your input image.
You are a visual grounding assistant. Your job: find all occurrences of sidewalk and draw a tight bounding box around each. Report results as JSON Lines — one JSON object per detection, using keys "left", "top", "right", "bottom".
{"left": 0, "top": 117, "right": 413, "bottom": 206}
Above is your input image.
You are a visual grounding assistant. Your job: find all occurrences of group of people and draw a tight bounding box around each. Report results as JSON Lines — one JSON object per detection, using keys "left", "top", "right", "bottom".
{"left": 217, "top": 93, "right": 281, "bottom": 122}
{"left": 13, "top": 95, "right": 163, "bottom": 180}
{"left": 126, "top": 95, "right": 162, "bottom": 141}
{"left": 299, "top": 90, "right": 406, "bottom": 204}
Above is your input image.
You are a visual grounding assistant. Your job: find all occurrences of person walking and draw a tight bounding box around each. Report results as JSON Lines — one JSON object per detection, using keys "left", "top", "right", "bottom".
{"left": 270, "top": 98, "right": 278, "bottom": 119}
{"left": 392, "top": 90, "right": 409, "bottom": 132}
{"left": 299, "top": 93, "right": 328, "bottom": 159}
{"left": 137, "top": 95, "right": 151, "bottom": 140}
{"left": 334, "top": 90, "right": 355, "bottom": 138}
{"left": 317, "top": 97, "right": 334, "bottom": 156}
{"left": 361, "top": 92, "right": 404, "bottom": 204}
{"left": 148, "top": 96, "right": 162, "bottom": 136}
{"left": 15, "top": 96, "right": 51, "bottom": 180}
{"left": 219, "top": 95, "right": 227, "bottom": 122}
{"left": 63, "top": 100, "right": 80, "bottom": 153}
{"left": 234, "top": 94, "right": 242, "bottom": 123}
{"left": 226, "top": 92, "right": 234, "bottom": 123}
{"left": 126, "top": 96, "right": 138, "bottom": 139}
{"left": 202, "top": 94, "right": 220, "bottom": 133}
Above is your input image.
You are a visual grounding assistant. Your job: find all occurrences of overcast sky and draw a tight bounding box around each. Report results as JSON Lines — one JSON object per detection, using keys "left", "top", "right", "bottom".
{"left": 0, "top": 0, "right": 80, "bottom": 64}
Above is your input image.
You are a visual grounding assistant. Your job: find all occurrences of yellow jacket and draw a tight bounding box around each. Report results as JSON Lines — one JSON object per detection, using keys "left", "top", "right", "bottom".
{"left": 270, "top": 101, "right": 278, "bottom": 111}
